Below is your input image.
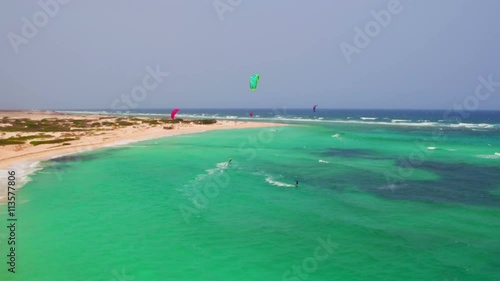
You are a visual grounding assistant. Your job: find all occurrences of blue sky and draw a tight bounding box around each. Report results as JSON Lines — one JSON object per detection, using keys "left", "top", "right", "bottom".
{"left": 1, "top": 0, "right": 499, "bottom": 110}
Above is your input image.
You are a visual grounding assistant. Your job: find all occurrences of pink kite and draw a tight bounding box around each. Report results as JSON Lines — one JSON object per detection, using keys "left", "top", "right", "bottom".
{"left": 171, "top": 108, "right": 180, "bottom": 120}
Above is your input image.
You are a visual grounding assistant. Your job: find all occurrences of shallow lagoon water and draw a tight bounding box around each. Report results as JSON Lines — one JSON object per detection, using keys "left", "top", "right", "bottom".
{"left": 1, "top": 112, "right": 499, "bottom": 281}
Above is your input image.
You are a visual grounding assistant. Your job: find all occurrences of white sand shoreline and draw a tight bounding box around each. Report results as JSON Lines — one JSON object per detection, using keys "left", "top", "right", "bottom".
{"left": 0, "top": 111, "right": 288, "bottom": 203}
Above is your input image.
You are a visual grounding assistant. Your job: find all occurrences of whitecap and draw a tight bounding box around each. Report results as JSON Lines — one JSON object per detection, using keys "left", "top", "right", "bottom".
{"left": 178, "top": 161, "right": 230, "bottom": 206}
{"left": 379, "top": 183, "right": 406, "bottom": 191}
{"left": 476, "top": 153, "right": 500, "bottom": 159}
{"left": 0, "top": 161, "right": 44, "bottom": 202}
{"left": 265, "top": 176, "right": 295, "bottom": 187}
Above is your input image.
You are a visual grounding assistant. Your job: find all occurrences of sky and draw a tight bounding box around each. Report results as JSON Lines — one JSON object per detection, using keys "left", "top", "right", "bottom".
{"left": 1, "top": 0, "right": 499, "bottom": 110}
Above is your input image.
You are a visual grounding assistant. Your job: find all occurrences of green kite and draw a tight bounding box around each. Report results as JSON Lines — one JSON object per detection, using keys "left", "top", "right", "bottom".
{"left": 249, "top": 74, "right": 260, "bottom": 91}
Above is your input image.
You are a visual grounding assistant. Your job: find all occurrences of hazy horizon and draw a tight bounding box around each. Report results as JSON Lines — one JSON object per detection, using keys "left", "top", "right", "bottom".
{"left": 1, "top": 1, "right": 499, "bottom": 110}
{"left": 3, "top": 106, "right": 500, "bottom": 111}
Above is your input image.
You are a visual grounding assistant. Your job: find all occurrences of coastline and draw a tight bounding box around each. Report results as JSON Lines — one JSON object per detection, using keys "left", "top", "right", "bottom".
{"left": 0, "top": 111, "right": 287, "bottom": 202}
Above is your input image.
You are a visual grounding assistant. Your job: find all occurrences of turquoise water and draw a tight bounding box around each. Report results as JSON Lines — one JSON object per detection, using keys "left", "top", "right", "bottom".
{"left": 1, "top": 122, "right": 500, "bottom": 281}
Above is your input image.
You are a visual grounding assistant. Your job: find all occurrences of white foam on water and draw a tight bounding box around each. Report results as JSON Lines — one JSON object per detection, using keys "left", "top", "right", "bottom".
{"left": 216, "top": 162, "right": 229, "bottom": 170}
{"left": 476, "top": 153, "right": 500, "bottom": 159}
{"left": 379, "top": 183, "right": 407, "bottom": 191}
{"left": 178, "top": 161, "right": 230, "bottom": 207}
{"left": 258, "top": 117, "right": 498, "bottom": 131}
{"left": 0, "top": 161, "right": 44, "bottom": 202}
{"left": 360, "top": 117, "right": 377, "bottom": 120}
{"left": 331, "top": 133, "right": 341, "bottom": 138}
{"left": 446, "top": 123, "right": 494, "bottom": 129}
{"left": 265, "top": 176, "right": 295, "bottom": 187}
{"left": 319, "top": 160, "right": 329, "bottom": 163}
{"left": 427, "top": 147, "right": 437, "bottom": 150}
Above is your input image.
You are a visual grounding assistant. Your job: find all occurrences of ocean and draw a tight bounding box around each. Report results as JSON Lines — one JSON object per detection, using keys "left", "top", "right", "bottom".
{"left": 1, "top": 109, "right": 499, "bottom": 281}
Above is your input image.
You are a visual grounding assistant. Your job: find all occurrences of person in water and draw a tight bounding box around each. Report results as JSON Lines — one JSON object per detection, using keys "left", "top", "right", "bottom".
{"left": 228, "top": 158, "right": 232, "bottom": 164}
{"left": 295, "top": 180, "right": 299, "bottom": 187}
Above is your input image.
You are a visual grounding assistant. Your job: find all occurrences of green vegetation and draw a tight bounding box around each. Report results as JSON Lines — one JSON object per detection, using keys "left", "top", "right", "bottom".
{"left": 71, "top": 119, "right": 90, "bottom": 128}
{"left": 0, "top": 116, "right": 219, "bottom": 139}
{"left": 0, "top": 134, "right": 54, "bottom": 146}
{"left": 0, "top": 117, "right": 116, "bottom": 132}
{"left": 30, "top": 138, "right": 78, "bottom": 146}
{"left": 142, "top": 120, "right": 161, "bottom": 125}
{"left": 192, "top": 119, "right": 217, "bottom": 125}
{"left": 160, "top": 118, "right": 184, "bottom": 124}
{"left": 7, "top": 134, "right": 53, "bottom": 141}
{"left": 0, "top": 119, "right": 76, "bottom": 132}
{"left": 117, "top": 121, "right": 134, "bottom": 126}
{"left": 0, "top": 139, "right": 24, "bottom": 146}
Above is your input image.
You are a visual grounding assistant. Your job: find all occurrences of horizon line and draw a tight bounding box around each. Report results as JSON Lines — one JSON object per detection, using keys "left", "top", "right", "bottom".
{"left": 1, "top": 108, "right": 500, "bottom": 112}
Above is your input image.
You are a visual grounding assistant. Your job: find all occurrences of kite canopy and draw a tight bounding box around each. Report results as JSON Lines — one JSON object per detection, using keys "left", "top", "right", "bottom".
{"left": 171, "top": 108, "right": 180, "bottom": 120}
{"left": 249, "top": 74, "right": 260, "bottom": 91}
{"left": 313, "top": 105, "right": 317, "bottom": 112}
{"left": 249, "top": 111, "right": 253, "bottom": 117}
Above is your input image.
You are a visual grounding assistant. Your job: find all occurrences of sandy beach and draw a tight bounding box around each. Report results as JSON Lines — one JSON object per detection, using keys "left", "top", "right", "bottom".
{"left": 0, "top": 111, "right": 286, "bottom": 202}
